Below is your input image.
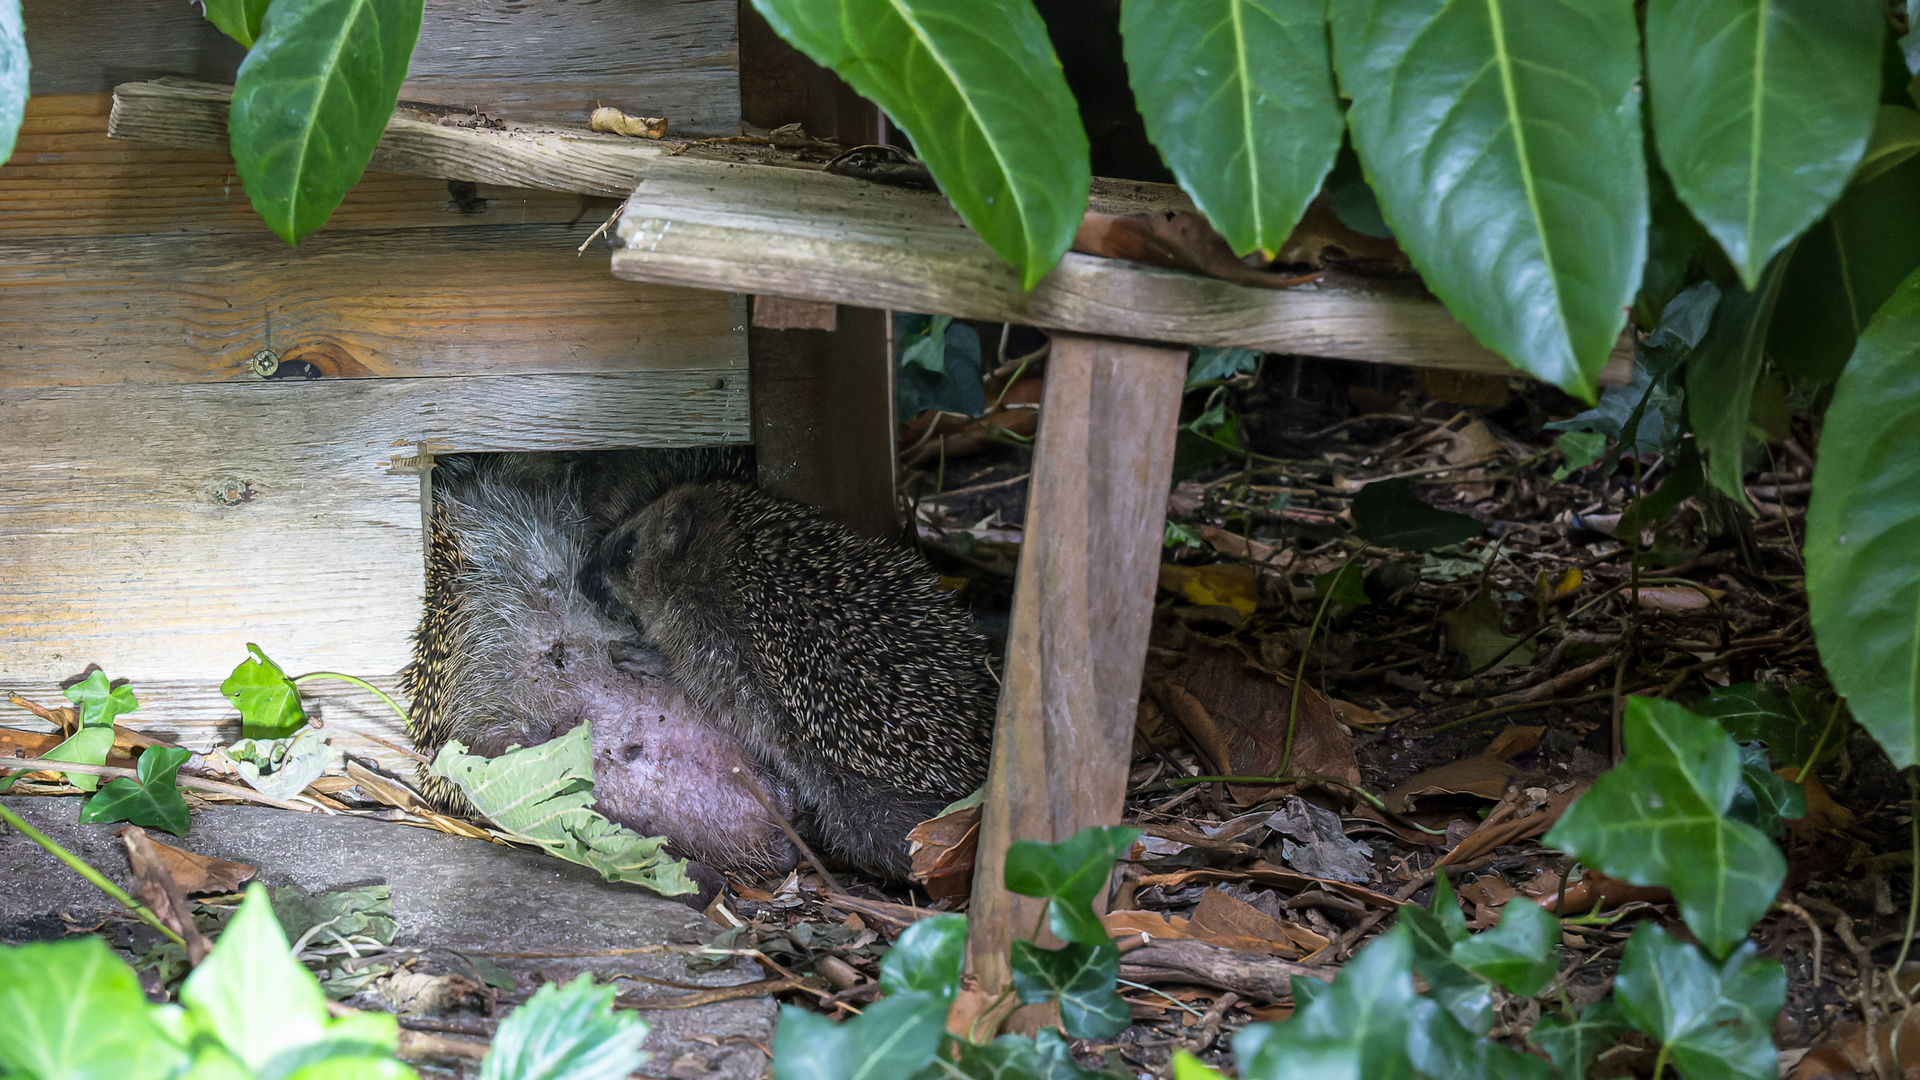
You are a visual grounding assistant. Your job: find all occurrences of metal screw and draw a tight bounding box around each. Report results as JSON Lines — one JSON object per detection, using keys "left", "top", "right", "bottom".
{"left": 249, "top": 349, "right": 281, "bottom": 378}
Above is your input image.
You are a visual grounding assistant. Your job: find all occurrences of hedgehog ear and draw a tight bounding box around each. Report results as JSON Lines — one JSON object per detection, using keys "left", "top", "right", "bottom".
{"left": 659, "top": 498, "right": 696, "bottom": 561}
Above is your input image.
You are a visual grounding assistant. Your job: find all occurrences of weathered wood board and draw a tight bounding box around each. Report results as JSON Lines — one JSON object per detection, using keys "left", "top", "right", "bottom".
{"left": 23, "top": 0, "right": 740, "bottom": 135}
{"left": 0, "top": 372, "right": 749, "bottom": 704}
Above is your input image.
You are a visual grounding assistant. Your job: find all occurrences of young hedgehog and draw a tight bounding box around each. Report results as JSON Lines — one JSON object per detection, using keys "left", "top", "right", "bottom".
{"left": 591, "top": 480, "right": 999, "bottom": 880}
{"left": 402, "top": 453, "right": 800, "bottom": 880}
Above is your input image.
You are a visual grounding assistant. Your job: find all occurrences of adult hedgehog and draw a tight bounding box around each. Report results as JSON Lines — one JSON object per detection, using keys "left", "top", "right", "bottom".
{"left": 591, "top": 480, "right": 998, "bottom": 879}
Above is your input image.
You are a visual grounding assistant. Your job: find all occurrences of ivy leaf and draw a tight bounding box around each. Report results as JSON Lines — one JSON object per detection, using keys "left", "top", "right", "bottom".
{"left": 770, "top": 993, "right": 948, "bottom": 1080}
{"left": 200, "top": 0, "right": 272, "bottom": 48}
{"left": 64, "top": 670, "right": 140, "bottom": 729}
{"left": 1009, "top": 941, "right": 1128, "bottom": 1040}
{"left": 1806, "top": 264, "right": 1920, "bottom": 767}
{"left": 750, "top": 0, "right": 1089, "bottom": 290}
{"left": 0, "top": 0, "right": 23, "bottom": 168}
{"left": 1004, "top": 826, "right": 1140, "bottom": 947}
{"left": 37, "top": 724, "right": 116, "bottom": 793}
{"left": 1403, "top": 995, "right": 1554, "bottom": 1080}
{"left": 1552, "top": 431, "right": 1608, "bottom": 481}
{"left": 1313, "top": 563, "right": 1371, "bottom": 612}
{"left": 956, "top": 1028, "right": 1107, "bottom": 1080}
{"left": 1616, "top": 438, "right": 1705, "bottom": 537}
{"left": 0, "top": 936, "right": 185, "bottom": 1080}
{"left": 228, "top": 728, "right": 331, "bottom": 800}
{"left": 80, "top": 746, "right": 193, "bottom": 836}
{"left": 1612, "top": 925, "right": 1784, "bottom": 1080}
{"left": 1728, "top": 744, "right": 1806, "bottom": 840}
{"left": 1544, "top": 697, "right": 1784, "bottom": 957}
{"left": 1185, "top": 346, "right": 1262, "bottom": 392}
{"left": 1644, "top": 0, "right": 1884, "bottom": 288}
{"left": 1450, "top": 898, "right": 1560, "bottom": 997}
{"left": 878, "top": 913, "right": 967, "bottom": 1001}
{"left": 1350, "top": 479, "right": 1484, "bottom": 552}
{"left": 1120, "top": 0, "right": 1343, "bottom": 258}
{"left": 895, "top": 313, "right": 985, "bottom": 422}
{"left": 1692, "top": 683, "right": 1850, "bottom": 772}
{"left": 1230, "top": 926, "right": 1417, "bottom": 1080}
{"left": 1330, "top": 0, "right": 1646, "bottom": 400}
{"left": 229, "top": 0, "right": 425, "bottom": 244}
{"left": 1685, "top": 251, "right": 1794, "bottom": 500}
{"left": 221, "top": 643, "right": 308, "bottom": 740}
{"left": 1398, "top": 899, "right": 1491, "bottom": 1037}
{"left": 1528, "top": 1000, "right": 1630, "bottom": 1080}
{"left": 477, "top": 973, "right": 649, "bottom": 1080}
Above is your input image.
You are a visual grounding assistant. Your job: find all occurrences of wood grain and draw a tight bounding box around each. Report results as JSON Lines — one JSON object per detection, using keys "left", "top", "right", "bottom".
{"left": 0, "top": 226, "right": 749, "bottom": 388}
{"left": 25, "top": 0, "right": 739, "bottom": 135}
{"left": 0, "top": 372, "right": 748, "bottom": 693}
{"left": 613, "top": 158, "right": 1635, "bottom": 380}
{"left": 964, "top": 335, "right": 1186, "bottom": 1010}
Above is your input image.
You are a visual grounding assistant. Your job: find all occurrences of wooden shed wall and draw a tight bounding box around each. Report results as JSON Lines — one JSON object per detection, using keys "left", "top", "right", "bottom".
{"left": 0, "top": 0, "right": 749, "bottom": 745}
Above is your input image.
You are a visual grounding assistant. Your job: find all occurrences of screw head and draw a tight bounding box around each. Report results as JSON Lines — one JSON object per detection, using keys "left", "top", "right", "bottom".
{"left": 249, "top": 349, "right": 281, "bottom": 378}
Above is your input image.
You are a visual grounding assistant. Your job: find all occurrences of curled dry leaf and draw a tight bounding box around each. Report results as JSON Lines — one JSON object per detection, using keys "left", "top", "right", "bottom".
{"left": 907, "top": 803, "right": 980, "bottom": 902}
{"left": 1072, "top": 209, "right": 1321, "bottom": 290}
{"left": 119, "top": 826, "right": 215, "bottom": 964}
{"left": 588, "top": 106, "right": 666, "bottom": 139}
{"left": 1187, "top": 887, "right": 1329, "bottom": 959}
{"left": 1159, "top": 644, "right": 1363, "bottom": 806}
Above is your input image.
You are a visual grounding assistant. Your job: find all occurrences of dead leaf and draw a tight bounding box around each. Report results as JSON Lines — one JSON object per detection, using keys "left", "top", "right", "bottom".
{"left": 1132, "top": 861, "right": 1402, "bottom": 912}
{"left": 1456, "top": 875, "right": 1520, "bottom": 929}
{"left": 1274, "top": 196, "right": 1412, "bottom": 274}
{"left": 1158, "top": 563, "right": 1261, "bottom": 619}
{"left": 588, "top": 106, "right": 666, "bottom": 139}
{"left": 120, "top": 826, "right": 214, "bottom": 964}
{"left": 1268, "top": 797, "right": 1374, "bottom": 884}
{"left": 1483, "top": 726, "right": 1545, "bottom": 761}
{"left": 131, "top": 834, "right": 256, "bottom": 896}
{"left": 1104, "top": 909, "right": 1190, "bottom": 940}
{"left": 908, "top": 804, "right": 979, "bottom": 902}
{"left": 1443, "top": 590, "right": 1534, "bottom": 670}
{"left": 1538, "top": 867, "right": 1671, "bottom": 916}
{"left": 1189, "top": 887, "right": 1329, "bottom": 958}
{"left": 1160, "top": 645, "right": 1361, "bottom": 806}
{"left": 1782, "top": 767, "right": 1855, "bottom": 839}
{"left": 1073, "top": 210, "right": 1321, "bottom": 289}
{"left": 1629, "top": 584, "right": 1723, "bottom": 612}
{"left": 365, "top": 970, "right": 490, "bottom": 1016}
{"left": 1440, "top": 783, "right": 1585, "bottom": 868}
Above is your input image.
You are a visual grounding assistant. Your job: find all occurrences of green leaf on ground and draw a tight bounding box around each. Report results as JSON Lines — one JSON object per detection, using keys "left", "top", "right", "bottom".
{"left": 1314, "top": 563, "right": 1371, "bottom": 612}
{"left": 1350, "top": 479, "right": 1484, "bottom": 551}
{"left": 1330, "top": 0, "right": 1645, "bottom": 399}
{"left": 750, "top": 0, "right": 1089, "bottom": 290}
{"left": 477, "top": 973, "right": 649, "bottom": 1080}
{"left": 771, "top": 993, "right": 948, "bottom": 1080}
{"left": 429, "top": 723, "right": 696, "bottom": 896}
{"left": 80, "top": 745, "right": 193, "bottom": 836}
{"left": 1552, "top": 431, "right": 1608, "bottom": 481}
{"left": 65, "top": 671, "right": 140, "bottom": 729}
{"left": 1443, "top": 589, "right": 1532, "bottom": 671}
{"left": 228, "top": 0, "right": 424, "bottom": 244}
{"left": 1612, "top": 925, "right": 1784, "bottom": 1080}
{"left": 878, "top": 913, "right": 966, "bottom": 1001}
{"left": 1185, "top": 346, "right": 1262, "bottom": 391}
{"left": 1398, "top": 893, "right": 1491, "bottom": 1036}
{"left": 1645, "top": 0, "right": 1884, "bottom": 287}
{"left": 1528, "top": 1000, "right": 1630, "bottom": 1080}
{"left": 1617, "top": 438, "right": 1705, "bottom": 537}
{"left": 1544, "top": 697, "right": 1784, "bottom": 957}
{"left": 36, "top": 723, "right": 115, "bottom": 793}
{"left": 1231, "top": 926, "right": 1417, "bottom": 1080}
{"left": 0, "top": 936, "right": 184, "bottom": 1080}
{"left": 1004, "top": 825, "right": 1141, "bottom": 947}
{"left": 0, "top": 0, "right": 24, "bottom": 168}
{"left": 222, "top": 643, "right": 308, "bottom": 739}
{"left": 1730, "top": 743, "right": 1806, "bottom": 839}
{"left": 1121, "top": 0, "right": 1342, "bottom": 257}
{"left": 1010, "top": 940, "right": 1128, "bottom": 1039}
{"left": 1694, "top": 683, "right": 1850, "bottom": 772}
{"left": 1451, "top": 898, "right": 1560, "bottom": 997}
{"left": 1806, "top": 263, "right": 1920, "bottom": 767}
{"left": 1686, "top": 251, "right": 1794, "bottom": 500}
{"left": 273, "top": 885, "right": 398, "bottom": 951}
{"left": 201, "top": 0, "right": 272, "bottom": 48}
{"left": 228, "top": 727, "right": 331, "bottom": 800}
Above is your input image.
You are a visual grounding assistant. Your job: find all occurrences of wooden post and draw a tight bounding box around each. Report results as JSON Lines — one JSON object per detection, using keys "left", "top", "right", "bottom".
{"left": 964, "top": 333, "right": 1186, "bottom": 1020}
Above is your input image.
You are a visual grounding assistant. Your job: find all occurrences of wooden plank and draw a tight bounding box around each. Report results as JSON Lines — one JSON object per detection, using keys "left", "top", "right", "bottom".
{"left": 1, "top": 94, "right": 621, "bottom": 239}
{"left": 612, "top": 157, "right": 1632, "bottom": 378}
{"left": 25, "top": 0, "right": 739, "bottom": 135}
{"left": 964, "top": 335, "right": 1186, "bottom": 1015}
{"left": 0, "top": 372, "right": 748, "bottom": 696}
{"left": 0, "top": 226, "right": 748, "bottom": 388}
{"left": 106, "top": 81, "right": 666, "bottom": 201}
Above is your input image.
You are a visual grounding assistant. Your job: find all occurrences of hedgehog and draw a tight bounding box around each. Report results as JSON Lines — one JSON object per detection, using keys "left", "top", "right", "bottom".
{"left": 589, "top": 480, "right": 999, "bottom": 880}
{"left": 401, "top": 452, "right": 800, "bottom": 878}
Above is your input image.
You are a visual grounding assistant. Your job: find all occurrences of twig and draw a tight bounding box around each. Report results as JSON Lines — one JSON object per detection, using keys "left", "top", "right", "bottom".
{"left": 1776, "top": 901, "right": 1825, "bottom": 992}
{"left": 575, "top": 206, "right": 623, "bottom": 254}
{"left": 0, "top": 800, "right": 187, "bottom": 947}
{"left": 925, "top": 472, "right": 1031, "bottom": 501}
{"left": 729, "top": 766, "right": 841, "bottom": 893}
{"left": 1, "top": 757, "right": 330, "bottom": 814}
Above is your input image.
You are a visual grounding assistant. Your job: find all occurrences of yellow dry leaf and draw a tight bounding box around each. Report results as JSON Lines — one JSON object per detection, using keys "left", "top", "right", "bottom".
{"left": 1164, "top": 563, "right": 1259, "bottom": 617}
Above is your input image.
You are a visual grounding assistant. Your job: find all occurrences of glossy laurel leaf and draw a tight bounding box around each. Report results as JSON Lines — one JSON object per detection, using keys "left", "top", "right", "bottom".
{"left": 200, "top": 0, "right": 272, "bottom": 48}
{"left": 750, "top": 0, "right": 1089, "bottom": 290}
{"left": 1330, "top": 0, "right": 1646, "bottom": 400}
{"left": 1120, "top": 0, "right": 1343, "bottom": 257}
{"left": 1807, "top": 264, "right": 1920, "bottom": 768}
{"left": 1644, "top": 0, "right": 1884, "bottom": 288}
{"left": 228, "top": 0, "right": 424, "bottom": 244}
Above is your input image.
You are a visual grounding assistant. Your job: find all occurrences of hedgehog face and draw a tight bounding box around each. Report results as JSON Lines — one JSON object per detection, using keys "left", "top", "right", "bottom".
{"left": 599, "top": 483, "right": 726, "bottom": 631}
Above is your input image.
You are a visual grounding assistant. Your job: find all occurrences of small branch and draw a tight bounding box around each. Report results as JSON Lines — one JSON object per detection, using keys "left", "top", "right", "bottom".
{"left": 729, "top": 766, "right": 841, "bottom": 894}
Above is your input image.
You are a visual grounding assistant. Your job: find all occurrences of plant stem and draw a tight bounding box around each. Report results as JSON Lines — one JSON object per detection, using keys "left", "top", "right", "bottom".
{"left": 291, "top": 672, "right": 410, "bottom": 725}
{"left": 0, "top": 800, "right": 187, "bottom": 948}
{"left": 1281, "top": 551, "right": 1359, "bottom": 777}
{"left": 1651, "top": 1042, "right": 1670, "bottom": 1080}
{"left": 1889, "top": 769, "right": 1920, "bottom": 1002}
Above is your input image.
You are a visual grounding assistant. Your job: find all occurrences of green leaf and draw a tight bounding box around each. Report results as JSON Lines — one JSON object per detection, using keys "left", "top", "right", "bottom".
{"left": 1010, "top": 940, "right": 1128, "bottom": 1039}
{"left": 1693, "top": 683, "right": 1849, "bottom": 772}
{"left": 273, "top": 885, "right": 399, "bottom": 951}
{"left": 1617, "top": 438, "right": 1705, "bottom": 536}
{"left": 879, "top": 913, "right": 967, "bottom": 1001}
{"left": 1330, "top": 0, "right": 1646, "bottom": 400}
{"left": 221, "top": 643, "right": 309, "bottom": 739}
{"left": 1769, "top": 150, "right": 1920, "bottom": 384}
{"left": 228, "top": 0, "right": 425, "bottom": 244}
{"left": 954, "top": 1029, "right": 1106, "bottom": 1080}
{"left": 1544, "top": 697, "right": 1785, "bottom": 957}
{"left": 1527, "top": 1000, "right": 1630, "bottom": 1080}
{"left": 1635, "top": 162, "right": 1716, "bottom": 329}
{"left": 771, "top": 993, "right": 948, "bottom": 1080}
{"left": 0, "top": 0, "right": 24, "bottom": 168}
{"left": 201, "top": 0, "right": 272, "bottom": 48}
{"left": 1806, "top": 263, "right": 1920, "bottom": 767}
{"left": 64, "top": 671, "right": 140, "bottom": 729}
{"left": 228, "top": 728, "right": 331, "bottom": 800}
{"left": 1450, "top": 899, "right": 1560, "bottom": 997}
{"left": 38, "top": 724, "right": 115, "bottom": 793}
{"left": 80, "top": 745, "right": 193, "bottom": 836}
{"left": 1231, "top": 926, "right": 1417, "bottom": 1080}
{"left": 750, "top": 0, "right": 1089, "bottom": 290}
{"left": 895, "top": 313, "right": 985, "bottom": 422}
{"left": 477, "top": 973, "right": 649, "bottom": 1080}
{"left": 1855, "top": 105, "right": 1920, "bottom": 186}
{"left": 1403, "top": 995, "right": 1554, "bottom": 1080}
{"left": 1730, "top": 744, "right": 1806, "bottom": 839}
{"left": 1552, "top": 430, "right": 1608, "bottom": 481}
{"left": 429, "top": 723, "right": 697, "bottom": 896}
{"left": 1397, "top": 900, "right": 1491, "bottom": 1036}
{"left": 1185, "top": 346, "right": 1262, "bottom": 392}
{"left": 1612, "top": 925, "right": 1784, "bottom": 1080}
{"left": 1120, "top": 0, "right": 1342, "bottom": 257}
{"left": 0, "top": 936, "right": 185, "bottom": 1080}
{"left": 1645, "top": 0, "right": 1885, "bottom": 288}
{"left": 1442, "top": 589, "right": 1532, "bottom": 672}
{"left": 1313, "top": 563, "right": 1371, "bottom": 612}
{"left": 1685, "top": 249, "right": 1793, "bottom": 500}
{"left": 1349, "top": 478, "right": 1484, "bottom": 552}
{"left": 182, "top": 883, "right": 334, "bottom": 1075}
{"left": 1003, "top": 825, "right": 1141, "bottom": 947}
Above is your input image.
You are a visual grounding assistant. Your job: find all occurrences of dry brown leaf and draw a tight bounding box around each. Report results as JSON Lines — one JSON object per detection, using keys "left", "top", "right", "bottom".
{"left": 908, "top": 804, "right": 979, "bottom": 902}
{"left": 1629, "top": 584, "right": 1724, "bottom": 612}
{"left": 1073, "top": 210, "right": 1321, "bottom": 289}
{"left": 120, "top": 826, "right": 214, "bottom": 964}
{"left": 1441, "top": 783, "right": 1585, "bottom": 867}
{"left": 1104, "top": 909, "right": 1189, "bottom": 940}
{"left": 1457, "top": 875, "right": 1520, "bottom": 929}
{"left": 1383, "top": 756, "right": 1518, "bottom": 813}
{"left": 1188, "top": 888, "right": 1327, "bottom": 958}
{"left": 1132, "top": 861, "right": 1402, "bottom": 911}
{"left": 129, "top": 832, "right": 256, "bottom": 896}
{"left": 588, "top": 106, "right": 666, "bottom": 138}
{"left": 1538, "top": 867, "right": 1671, "bottom": 916}
{"left": 1158, "top": 563, "right": 1261, "bottom": 619}
{"left": 1782, "top": 767, "right": 1856, "bottom": 839}
{"left": 1160, "top": 644, "right": 1362, "bottom": 806}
